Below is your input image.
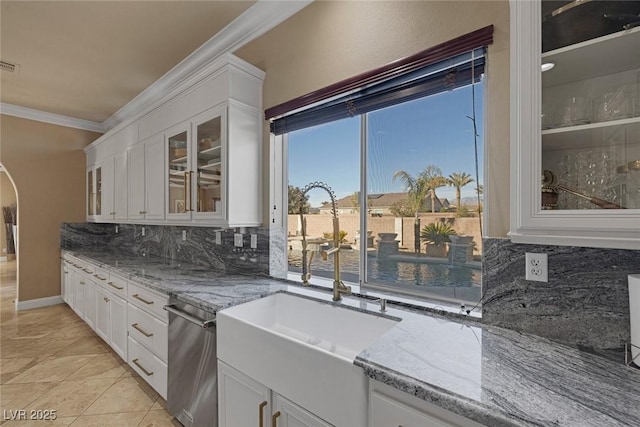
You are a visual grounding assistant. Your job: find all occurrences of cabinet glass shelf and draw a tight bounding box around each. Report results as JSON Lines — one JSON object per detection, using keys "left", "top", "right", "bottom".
{"left": 541, "top": 13, "right": 640, "bottom": 212}
{"left": 542, "top": 27, "right": 640, "bottom": 88}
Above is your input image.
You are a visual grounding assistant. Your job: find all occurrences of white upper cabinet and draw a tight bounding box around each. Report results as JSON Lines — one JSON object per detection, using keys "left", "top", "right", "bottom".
{"left": 166, "top": 107, "right": 226, "bottom": 223}
{"left": 128, "top": 135, "right": 165, "bottom": 221}
{"left": 97, "top": 151, "right": 128, "bottom": 222}
{"left": 510, "top": 0, "right": 640, "bottom": 249}
{"left": 85, "top": 53, "right": 264, "bottom": 227}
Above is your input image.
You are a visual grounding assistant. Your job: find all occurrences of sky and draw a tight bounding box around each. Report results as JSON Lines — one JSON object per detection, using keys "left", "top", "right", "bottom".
{"left": 288, "top": 83, "right": 484, "bottom": 208}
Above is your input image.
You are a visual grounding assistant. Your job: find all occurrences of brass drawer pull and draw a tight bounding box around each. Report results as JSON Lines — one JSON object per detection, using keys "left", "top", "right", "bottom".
{"left": 259, "top": 401, "right": 267, "bottom": 427}
{"left": 139, "top": 210, "right": 147, "bottom": 215}
{"left": 103, "top": 297, "right": 110, "bottom": 303}
{"left": 132, "top": 294, "right": 154, "bottom": 305}
{"left": 271, "top": 411, "right": 280, "bottom": 427}
{"left": 94, "top": 274, "right": 107, "bottom": 281}
{"left": 107, "top": 281, "right": 124, "bottom": 290}
{"left": 131, "top": 323, "right": 153, "bottom": 337}
{"left": 132, "top": 358, "right": 153, "bottom": 376}
{"left": 83, "top": 268, "right": 93, "bottom": 274}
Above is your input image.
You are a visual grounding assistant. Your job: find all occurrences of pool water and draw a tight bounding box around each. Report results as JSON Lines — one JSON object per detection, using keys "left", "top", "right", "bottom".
{"left": 288, "top": 249, "right": 481, "bottom": 303}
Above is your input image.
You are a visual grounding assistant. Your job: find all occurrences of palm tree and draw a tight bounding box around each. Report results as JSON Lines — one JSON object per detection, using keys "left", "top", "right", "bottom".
{"left": 447, "top": 172, "right": 474, "bottom": 211}
{"left": 420, "top": 165, "right": 447, "bottom": 213}
{"left": 393, "top": 170, "right": 429, "bottom": 253}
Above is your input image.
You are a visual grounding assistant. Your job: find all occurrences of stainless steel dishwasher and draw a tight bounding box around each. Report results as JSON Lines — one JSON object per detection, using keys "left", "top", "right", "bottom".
{"left": 164, "top": 299, "right": 217, "bottom": 427}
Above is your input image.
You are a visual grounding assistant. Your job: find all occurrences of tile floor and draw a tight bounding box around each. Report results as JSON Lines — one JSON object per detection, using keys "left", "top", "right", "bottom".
{"left": 0, "top": 261, "right": 182, "bottom": 426}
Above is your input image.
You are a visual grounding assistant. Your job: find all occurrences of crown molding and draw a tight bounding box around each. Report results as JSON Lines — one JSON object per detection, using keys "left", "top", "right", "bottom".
{"left": 2, "top": 0, "right": 312, "bottom": 134}
{"left": 0, "top": 103, "right": 106, "bottom": 133}
{"left": 102, "top": 0, "right": 313, "bottom": 130}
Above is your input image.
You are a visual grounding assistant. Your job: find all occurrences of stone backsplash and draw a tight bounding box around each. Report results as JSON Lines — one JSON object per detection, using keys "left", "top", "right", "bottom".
{"left": 482, "top": 238, "right": 640, "bottom": 350}
{"left": 61, "top": 222, "right": 270, "bottom": 276}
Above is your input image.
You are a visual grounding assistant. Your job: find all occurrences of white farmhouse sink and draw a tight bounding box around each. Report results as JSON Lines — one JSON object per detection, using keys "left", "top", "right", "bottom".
{"left": 217, "top": 292, "right": 400, "bottom": 426}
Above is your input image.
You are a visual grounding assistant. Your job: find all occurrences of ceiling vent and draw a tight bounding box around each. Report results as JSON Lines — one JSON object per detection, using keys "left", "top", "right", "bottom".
{"left": 0, "top": 60, "right": 20, "bottom": 74}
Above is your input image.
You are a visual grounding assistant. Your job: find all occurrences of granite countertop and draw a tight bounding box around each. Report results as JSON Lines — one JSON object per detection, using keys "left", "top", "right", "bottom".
{"left": 63, "top": 249, "right": 640, "bottom": 427}
{"left": 62, "top": 249, "right": 288, "bottom": 312}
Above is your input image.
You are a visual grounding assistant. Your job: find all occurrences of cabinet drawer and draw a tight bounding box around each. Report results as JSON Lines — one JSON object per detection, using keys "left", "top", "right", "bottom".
{"left": 80, "top": 262, "right": 97, "bottom": 276}
{"left": 68, "top": 258, "right": 85, "bottom": 271}
{"left": 105, "top": 273, "right": 128, "bottom": 299}
{"left": 128, "top": 336, "right": 167, "bottom": 399}
{"left": 91, "top": 266, "right": 109, "bottom": 285}
{"left": 127, "top": 303, "right": 168, "bottom": 362}
{"left": 127, "top": 282, "right": 169, "bottom": 321}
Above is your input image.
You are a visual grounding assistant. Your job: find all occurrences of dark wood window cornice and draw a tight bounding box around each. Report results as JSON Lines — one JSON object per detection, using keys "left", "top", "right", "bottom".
{"left": 264, "top": 25, "right": 494, "bottom": 121}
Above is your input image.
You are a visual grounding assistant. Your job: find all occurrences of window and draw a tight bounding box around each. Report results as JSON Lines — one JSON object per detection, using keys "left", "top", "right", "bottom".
{"left": 271, "top": 27, "right": 492, "bottom": 305}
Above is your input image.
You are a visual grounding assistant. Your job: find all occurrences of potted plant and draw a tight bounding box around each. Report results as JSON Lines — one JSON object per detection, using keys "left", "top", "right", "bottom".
{"left": 420, "top": 222, "right": 456, "bottom": 257}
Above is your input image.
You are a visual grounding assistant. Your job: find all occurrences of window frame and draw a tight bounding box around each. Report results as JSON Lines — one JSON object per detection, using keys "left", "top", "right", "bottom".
{"left": 271, "top": 77, "right": 487, "bottom": 307}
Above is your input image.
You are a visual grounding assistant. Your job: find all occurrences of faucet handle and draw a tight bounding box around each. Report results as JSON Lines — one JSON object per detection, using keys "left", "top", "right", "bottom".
{"left": 369, "top": 297, "right": 387, "bottom": 312}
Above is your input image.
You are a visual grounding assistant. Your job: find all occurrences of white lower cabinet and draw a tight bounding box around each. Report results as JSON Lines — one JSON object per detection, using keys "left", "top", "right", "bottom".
{"left": 61, "top": 255, "right": 170, "bottom": 397}
{"left": 272, "top": 394, "right": 333, "bottom": 427}
{"left": 110, "top": 295, "right": 127, "bottom": 359}
{"left": 369, "top": 381, "right": 485, "bottom": 427}
{"left": 82, "top": 278, "right": 96, "bottom": 330}
{"left": 127, "top": 303, "right": 167, "bottom": 361}
{"left": 128, "top": 335, "right": 167, "bottom": 399}
{"left": 126, "top": 282, "right": 168, "bottom": 399}
{"left": 218, "top": 361, "right": 332, "bottom": 427}
{"left": 94, "top": 285, "right": 111, "bottom": 342}
{"left": 94, "top": 284, "right": 128, "bottom": 361}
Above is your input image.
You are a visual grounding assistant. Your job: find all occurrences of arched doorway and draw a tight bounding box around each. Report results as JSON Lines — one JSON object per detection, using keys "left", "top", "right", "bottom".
{"left": 0, "top": 164, "right": 19, "bottom": 312}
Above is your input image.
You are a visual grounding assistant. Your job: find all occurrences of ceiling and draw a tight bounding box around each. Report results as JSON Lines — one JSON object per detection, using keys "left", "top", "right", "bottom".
{"left": 0, "top": 1, "right": 256, "bottom": 124}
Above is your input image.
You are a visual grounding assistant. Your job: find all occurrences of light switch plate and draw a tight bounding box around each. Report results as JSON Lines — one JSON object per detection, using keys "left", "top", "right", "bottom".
{"left": 234, "top": 233, "right": 243, "bottom": 247}
{"left": 182, "top": 230, "right": 187, "bottom": 241}
{"left": 141, "top": 227, "right": 145, "bottom": 237}
{"left": 250, "top": 234, "right": 258, "bottom": 249}
{"left": 215, "top": 231, "right": 222, "bottom": 245}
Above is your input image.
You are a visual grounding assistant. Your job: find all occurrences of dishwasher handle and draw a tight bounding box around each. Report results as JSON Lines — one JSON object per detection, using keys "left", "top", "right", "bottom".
{"left": 164, "top": 304, "right": 216, "bottom": 329}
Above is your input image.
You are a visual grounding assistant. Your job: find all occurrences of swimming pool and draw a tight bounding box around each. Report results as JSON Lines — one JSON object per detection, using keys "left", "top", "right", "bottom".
{"left": 288, "top": 248, "right": 481, "bottom": 302}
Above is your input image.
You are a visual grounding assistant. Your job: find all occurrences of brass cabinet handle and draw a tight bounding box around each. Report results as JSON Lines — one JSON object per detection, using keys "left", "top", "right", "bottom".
{"left": 258, "top": 401, "right": 267, "bottom": 427}
{"left": 132, "top": 294, "right": 154, "bottom": 305}
{"left": 188, "top": 171, "right": 194, "bottom": 211}
{"left": 139, "top": 210, "right": 147, "bottom": 215}
{"left": 103, "top": 297, "right": 110, "bottom": 303}
{"left": 131, "top": 323, "right": 153, "bottom": 337}
{"left": 94, "top": 274, "right": 107, "bottom": 281}
{"left": 83, "top": 268, "right": 93, "bottom": 274}
{"left": 132, "top": 358, "right": 153, "bottom": 376}
{"left": 183, "top": 173, "right": 188, "bottom": 213}
{"left": 271, "top": 411, "right": 280, "bottom": 427}
{"left": 80, "top": 281, "right": 85, "bottom": 285}
{"left": 107, "top": 281, "right": 124, "bottom": 290}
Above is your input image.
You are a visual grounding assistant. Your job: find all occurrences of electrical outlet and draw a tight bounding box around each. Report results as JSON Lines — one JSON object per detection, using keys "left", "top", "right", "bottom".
{"left": 250, "top": 234, "right": 258, "bottom": 249}
{"left": 234, "top": 233, "right": 243, "bottom": 248}
{"left": 215, "top": 231, "right": 221, "bottom": 245}
{"left": 525, "top": 252, "right": 548, "bottom": 282}
{"left": 182, "top": 230, "right": 187, "bottom": 241}
{"left": 141, "top": 227, "right": 145, "bottom": 237}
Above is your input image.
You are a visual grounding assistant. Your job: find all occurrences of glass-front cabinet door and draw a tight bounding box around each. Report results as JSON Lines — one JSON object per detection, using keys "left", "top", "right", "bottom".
{"left": 87, "top": 168, "right": 94, "bottom": 217}
{"left": 192, "top": 110, "right": 224, "bottom": 220}
{"left": 165, "top": 106, "right": 226, "bottom": 222}
{"left": 510, "top": 0, "right": 640, "bottom": 249}
{"left": 166, "top": 127, "right": 190, "bottom": 219}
